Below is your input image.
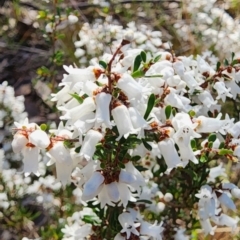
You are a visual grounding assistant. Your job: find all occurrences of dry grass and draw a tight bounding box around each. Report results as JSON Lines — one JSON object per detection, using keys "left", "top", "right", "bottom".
{"left": 197, "top": 227, "right": 240, "bottom": 240}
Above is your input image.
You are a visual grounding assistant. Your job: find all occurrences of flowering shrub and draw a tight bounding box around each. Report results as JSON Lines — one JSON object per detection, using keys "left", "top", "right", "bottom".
{"left": 8, "top": 35, "right": 240, "bottom": 239}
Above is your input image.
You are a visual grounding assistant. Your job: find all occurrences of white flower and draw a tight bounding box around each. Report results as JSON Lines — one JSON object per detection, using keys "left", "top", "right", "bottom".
{"left": 213, "top": 81, "right": 233, "bottom": 102}
{"left": 217, "top": 191, "right": 236, "bottom": 211}
{"left": 82, "top": 171, "right": 104, "bottom": 201}
{"left": 112, "top": 104, "right": 136, "bottom": 140}
{"left": 117, "top": 73, "right": 144, "bottom": 101}
{"left": 194, "top": 116, "right": 226, "bottom": 133}
{"left": 95, "top": 92, "right": 112, "bottom": 128}
{"left": 68, "top": 15, "right": 78, "bottom": 24}
{"left": 218, "top": 213, "right": 238, "bottom": 230}
{"left": 199, "top": 218, "right": 217, "bottom": 236}
{"left": 48, "top": 140, "right": 73, "bottom": 186}
{"left": 207, "top": 163, "right": 227, "bottom": 183}
{"left": 164, "top": 193, "right": 173, "bottom": 202}
{"left": 158, "top": 138, "right": 182, "bottom": 169}
{"left": 28, "top": 130, "right": 50, "bottom": 149}
{"left": 118, "top": 212, "right": 141, "bottom": 239}
{"left": 140, "top": 220, "right": 164, "bottom": 240}
{"left": 78, "top": 129, "right": 103, "bottom": 160}
{"left": 60, "top": 97, "right": 96, "bottom": 124}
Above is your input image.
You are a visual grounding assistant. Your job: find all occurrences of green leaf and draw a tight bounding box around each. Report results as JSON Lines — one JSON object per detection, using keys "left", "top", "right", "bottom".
{"left": 40, "top": 124, "right": 47, "bottom": 131}
{"left": 216, "top": 61, "right": 221, "bottom": 71}
{"left": 99, "top": 60, "right": 107, "bottom": 69}
{"left": 144, "top": 75, "right": 163, "bottom": 78}
{"left": 142, "top": 139, "right": 152, "bottom": 151}
{"left": 135, "top": 165, "right": 149, "bottom": 172}
{"left": 224, "top": 59, "right": 229, "bottom": 66}
{"left": 131, "top": 155, "right": 141, "bottom": 161}
{"left": 75, "top": 146, "right": 81, "bottom": 153}
{"left": 144, "top": 93, "right": 156, "bottom": 120}
{"left": 131, "top": 69, "right": 145, "bottom": 78}
{"left": 153, "top": 54, "right": 161, "bottom": 62}
{"left": 63, "top": 140, "right": 74, "bottom": 149}
{"left": 136, "top": 199, "right": 152, "bottom": 204}
{"left": 200, "top": 153, "right": 207, "bottom": 163}
{"left": 140, "top": 51, "right": 147, "bottom": 62}
{"left": 231, "top": 52, "right": 235, "bottom": 61}
{"left": 191, "top": 139, "right": 196, "bottom": 149}
{"left": 165, "top": 105, "right": 172, "bottom": 119}
{"left": 219, "top": 142, "right": 225, "bottom": 149}
{"left": 208, "top": 141, "right": 213, "bottom": 148}
{"left": 133, "top": 54, "right": 142, "bottom": 72}
{"left": 218, "top": 149, "right": 233, "bottom": 155}
{"left": 70, "top": 93, "right": 83, "bottom": 104}
{"left": 208, "top": 134, "right": 217, "bottom": 142}
{"left": 172, "top": 108, "right": 176, "bottom": 116}
{"left": 231, "top": 59, "right": 239, "bottom": 66}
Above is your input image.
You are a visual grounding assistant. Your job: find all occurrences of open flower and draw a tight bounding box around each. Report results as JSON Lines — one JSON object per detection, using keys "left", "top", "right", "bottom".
{"left": 12, "top": 118, "right": 50, "bottom": 176}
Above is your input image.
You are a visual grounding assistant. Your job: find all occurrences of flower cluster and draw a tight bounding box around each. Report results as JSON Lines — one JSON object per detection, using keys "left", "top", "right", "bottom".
{"left": 10, "top": 38, "right": 240, "bottom": 238}
{"left": 175, "top": 0, "right": 240, "bottom": 59}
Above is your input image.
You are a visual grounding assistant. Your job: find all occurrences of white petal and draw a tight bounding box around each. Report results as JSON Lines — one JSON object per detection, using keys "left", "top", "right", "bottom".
{"left": 106, "top": 182, "right": 120, "bottom": 202}
{"left": 12, "top": 134, "right": 28, "bottom": 153}
{"left": 22, "top": 147, "right": 40, "bottom": 175}
{"left": 82, "top": 172, "right": 104, "bottom": 200}
{"left": 29, "top": 130, "right": 50, "bottom": 148}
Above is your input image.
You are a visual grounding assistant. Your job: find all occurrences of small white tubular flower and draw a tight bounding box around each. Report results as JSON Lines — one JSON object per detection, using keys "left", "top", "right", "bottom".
{"left": 62, "top": 65, "right": 96, "bottom": 89}
{"left": 128, "top": 107, "right": 149, "bottom": 130}
{"left": 112, "top": 104, "right": 136, "bottom": 140}
{"left": 12, "top": 133, "right": 28, "bottom": 153}
{"left": 48, "top": 141, "right": 73, "bottom": 186}
{"left": 172, "top": 112, "right": 196, "bottom": 131}
{"left": 228, "top": 122, "right": 240, "bottom": 138}
{"left": 198, "top": 90, "right": 217, "bottom": 108}
{"left": 98, "top": 182, "right": 119, "bottom": 208}
{"left": 140, "top": 221, "right": 164, "bottom": 240}
{"left": 218, "top": 213, "right": 238, "bottom": 230}
{"left": 68, "top": 15, "right": 78, "bottom": 24}
{"left": 124, "top": 161, "right": 145, "bottom": 193}
{"left": 82, "top": 81, "right": 99, "bottom": 97}
{"left": 173, "top": 60, "right": 185, "bottom": 77}
{"left": 118, "top": 182, "right": 137, "bottom": 207}
{"left": 217, "top": 192, "right": 236, "bottom": 211}
{"left": 72, "top": 112, "right": 95, "bottom": 144}
{"left": 231, "top": 188, "right": 240, "bottom": 198}
{"left": 79, "top": 129, "right": 103, "bottom": 160}
{"left": 194, "top": 116, "right": 226, "bottom": 133}
{"left": 60, "top": 97, "right": 96, "bottom": 124}
{"left": 118, "top": 212, "right": 141, "bottom": 239}
{"left": 95, "top": 92, "right": 112, "bottom": 128}
{"left": 51, "top": 83, "right": 71, "bottom": 106}
{"left": 183, "top": 72, "right": 202, "bottom": 93}
{"left": 117, "top": 73, "right": 144, "bottom": 101}
{"left": 213, "top": 81, "right": 232, "bottom": 102}
{"left": 173, "top": 126, "right": 200, "bottom": 165}
{"left": 207, "top": 163, "right": 227, "bottom": 183}
{"left": 158, "top": 138, "right": 182, "bottom": 169}
{"left": 28, "top": 130, "right": 50, "bottom": 149}
{"left": 22, "top": 147, "right": 40, "bottom": 176}
{"left": 82, "top": 171, "right": 104, "bottom": 201}
{"left": 196, "top": 185, "right": 215, "bottom": 219}
{"left": 199, "top": 218, "right": 217, "bottom": 236}
{"left": 164, "top": 88, "right": 190, "bottom": 111}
